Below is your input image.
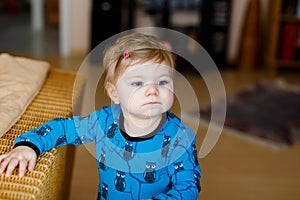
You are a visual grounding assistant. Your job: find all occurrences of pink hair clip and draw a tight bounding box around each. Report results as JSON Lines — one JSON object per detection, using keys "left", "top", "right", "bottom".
{"left": 123, "top": 48, "right": 130, "bottom": 59}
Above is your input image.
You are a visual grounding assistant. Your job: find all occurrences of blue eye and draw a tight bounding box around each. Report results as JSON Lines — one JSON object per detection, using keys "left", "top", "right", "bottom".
{"left": 157, "top": 80, "right": 168, "bottom": 86}
{"left": 132, "top": 81, "right": 143, "bottom": 86}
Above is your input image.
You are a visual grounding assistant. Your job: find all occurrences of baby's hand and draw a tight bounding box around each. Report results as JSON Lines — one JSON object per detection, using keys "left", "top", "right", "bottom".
{"left": 0, "top": 146, "right": 37, "bottom": 177}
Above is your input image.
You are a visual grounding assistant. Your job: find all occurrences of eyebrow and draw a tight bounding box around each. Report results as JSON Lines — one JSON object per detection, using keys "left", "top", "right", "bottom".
{"left": 126, "top": 73, "right": 172, "bottom": 79}
{"left": 126, "top": 75, "right": 144, "bottom": 79}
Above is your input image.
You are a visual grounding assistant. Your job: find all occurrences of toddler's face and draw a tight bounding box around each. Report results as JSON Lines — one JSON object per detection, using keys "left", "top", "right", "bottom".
{"left": 114, "top": 61, "right": 174, "bottom": 119}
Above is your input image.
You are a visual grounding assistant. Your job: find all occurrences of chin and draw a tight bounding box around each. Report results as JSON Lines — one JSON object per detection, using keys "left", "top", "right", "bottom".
{"left": 142, "top": 108, "right": 166, "bottom": 118}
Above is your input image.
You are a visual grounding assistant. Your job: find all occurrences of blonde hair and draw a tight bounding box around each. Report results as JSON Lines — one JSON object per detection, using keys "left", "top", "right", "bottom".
{"left": 103, "top": 33, "right": 175, "bottom": 85}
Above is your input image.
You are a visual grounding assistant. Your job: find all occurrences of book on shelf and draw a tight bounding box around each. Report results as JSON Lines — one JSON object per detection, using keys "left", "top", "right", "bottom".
{"left": 296, "top": 0, "right": 300, "bottom": 16}
{"left": 279, "top": 22, "right": 298, "bottom": 61}
{"left": 200, "top": 0, "right": 232, "bottom": 68}
{"left": 281, "top": 0, "right": 300, "bottom": 17}
{"left": 278, "top": 0, "right": 300, "bottom": 61}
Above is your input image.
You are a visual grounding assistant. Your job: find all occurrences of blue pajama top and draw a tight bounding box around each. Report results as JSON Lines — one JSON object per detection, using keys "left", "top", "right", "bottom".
{"left": 15, "top": 105, "right": 201, "bottom": 200}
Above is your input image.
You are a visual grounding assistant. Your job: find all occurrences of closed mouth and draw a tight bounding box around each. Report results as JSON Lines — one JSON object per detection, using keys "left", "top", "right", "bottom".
{"left": 145, "top": 102, "right": 160, "bottom": 105}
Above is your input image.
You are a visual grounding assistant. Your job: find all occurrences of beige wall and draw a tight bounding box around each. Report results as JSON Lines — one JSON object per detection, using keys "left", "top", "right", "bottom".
{"left": 69, "top": 0, "right": 91, "bottom": 55}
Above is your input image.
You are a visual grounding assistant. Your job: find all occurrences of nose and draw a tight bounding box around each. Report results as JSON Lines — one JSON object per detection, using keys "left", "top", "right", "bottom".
{"left": 145, "top": 84, "right": 159, "bottom": 96}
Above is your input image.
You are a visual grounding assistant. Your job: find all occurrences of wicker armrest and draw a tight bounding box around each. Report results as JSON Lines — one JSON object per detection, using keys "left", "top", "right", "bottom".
{"left": 0, "top": 68, "right": 84, "bottom": 200}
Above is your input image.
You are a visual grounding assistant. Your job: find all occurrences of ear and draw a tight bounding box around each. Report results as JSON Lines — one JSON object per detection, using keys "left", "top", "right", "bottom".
{"left": 105, "top": 82, "right": 120, "bottom": 104}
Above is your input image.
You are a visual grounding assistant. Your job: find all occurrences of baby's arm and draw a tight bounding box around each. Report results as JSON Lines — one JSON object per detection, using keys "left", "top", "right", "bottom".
{"left": 0, "top": 146, "right": 37, "bottom": 177}
{"left": 154, "top": 137, "right": 201, "bottom": 200}
{"left": 0, "top": 110, "right": 102, "bottom": 178}
{"left": 0, "top": 117, "right": 77, "bottom": 177}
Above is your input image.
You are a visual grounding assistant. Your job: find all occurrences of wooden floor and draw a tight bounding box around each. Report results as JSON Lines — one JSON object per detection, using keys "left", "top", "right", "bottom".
{"left": 51, "top": 56, "right": 300, "bottom": 200}
{"left": 194, "top": 70, "right": 300, "bottom": 200}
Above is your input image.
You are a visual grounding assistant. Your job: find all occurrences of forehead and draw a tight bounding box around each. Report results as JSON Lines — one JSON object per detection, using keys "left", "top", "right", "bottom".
{"left": 121, "top": 61, "right": 172, "bottom": 77}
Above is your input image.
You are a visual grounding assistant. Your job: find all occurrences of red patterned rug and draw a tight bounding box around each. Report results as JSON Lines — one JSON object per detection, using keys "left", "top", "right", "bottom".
{"left": 198, "top": 80, "right": 300, "bottom": 148}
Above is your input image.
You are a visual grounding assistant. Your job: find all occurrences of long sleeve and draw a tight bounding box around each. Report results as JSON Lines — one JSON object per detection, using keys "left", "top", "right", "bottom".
{"left": 153, "top": 124, "right": 201, "bottom": 200}
{"left": 14, "top": 111, "right": 102, "bottom": 155}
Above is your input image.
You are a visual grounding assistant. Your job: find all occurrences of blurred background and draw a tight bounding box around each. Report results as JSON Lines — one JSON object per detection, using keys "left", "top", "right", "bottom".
{"left": 0, "top": 0, "right": 272, "bottom": 70}
{"left": 0, "top": 0, "right": 300, "bottom": 200}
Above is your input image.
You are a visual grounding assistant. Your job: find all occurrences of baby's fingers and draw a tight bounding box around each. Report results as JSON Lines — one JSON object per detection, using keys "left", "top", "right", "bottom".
{"left": 28, "top": 158, "right": 37, "bottom": 171}
{"left": 19, "top": 159, "right": 29, "bottom": 177}
{"left": 0, "top": 155, "right": 9, "bottom": 174}
{"left": 0, "top": 154, "right": 7, "bottom": 162}
{"left": 5, "top": 158, "right": 19, "bottom": 177}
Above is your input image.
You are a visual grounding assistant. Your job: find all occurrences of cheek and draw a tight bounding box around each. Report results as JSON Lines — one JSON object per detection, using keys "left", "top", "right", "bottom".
{"left": 161, "top": 88, "right": 174, "bottom": 105}
{"left": 166, "top": 93, "right": 174, "bottom": 106}
{"left": 162, "top": 85, "right": 174, "bottom": 95}
{"left": 117, "top": 87, "right": 140, "bottom": 104}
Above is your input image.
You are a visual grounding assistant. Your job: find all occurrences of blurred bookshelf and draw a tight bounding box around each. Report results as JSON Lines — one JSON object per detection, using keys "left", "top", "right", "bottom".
{"left": 200, "top": 0, "right": 231, "bottom": 69}
{"left": 267, "top": 0, "right": 300, "bottom": 73}
{"left": 0, "top": 0, "right": 29, "bottom": 13}
{"left": 142, "top": 0, "right": 232, "bottom": 70}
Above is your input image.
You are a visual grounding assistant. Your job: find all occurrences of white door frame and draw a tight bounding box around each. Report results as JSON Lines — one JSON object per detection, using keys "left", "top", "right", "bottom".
{"left": 30, "top": 0, "right": 70, "bottom": 57}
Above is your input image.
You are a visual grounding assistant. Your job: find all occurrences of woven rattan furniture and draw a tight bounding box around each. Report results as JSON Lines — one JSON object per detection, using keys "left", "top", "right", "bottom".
{"left": 0, "top": 68, "right": 83, "bottom": 200}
